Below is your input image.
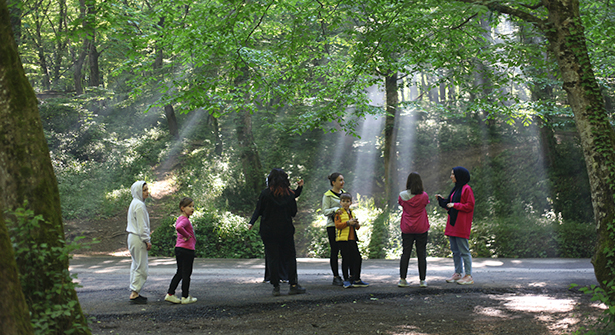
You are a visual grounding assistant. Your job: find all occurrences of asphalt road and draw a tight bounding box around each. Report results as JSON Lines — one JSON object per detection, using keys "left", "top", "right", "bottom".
{"left": 71, "top": 256, "right": 597, "bottom": 317}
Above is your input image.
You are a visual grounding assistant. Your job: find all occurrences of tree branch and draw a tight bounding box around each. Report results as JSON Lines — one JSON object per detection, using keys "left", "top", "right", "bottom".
{"left": 455, "top": 0, "right": 546, "bottom": 30}
{"left": 451, "top": 13, "right": 479, "bottom": 29}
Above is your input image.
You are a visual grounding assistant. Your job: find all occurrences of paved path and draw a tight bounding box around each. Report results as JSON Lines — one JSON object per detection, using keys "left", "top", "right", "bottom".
{"left": 71, "top": 256, "right": 597, "bottom": 317}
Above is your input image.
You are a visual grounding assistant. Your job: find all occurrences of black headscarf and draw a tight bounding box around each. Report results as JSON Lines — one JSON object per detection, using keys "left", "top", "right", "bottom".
{"left": 438, "top": 166, "right": 470, "bottom": 227}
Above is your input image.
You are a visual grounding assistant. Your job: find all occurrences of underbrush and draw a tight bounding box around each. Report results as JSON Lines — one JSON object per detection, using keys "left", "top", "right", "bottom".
{"left": 150, "top": 210, "right": 263, "bottom": 258}
{"left": 42, "top": 94, "right": 168, "bottom": 220}
{"left": 303, "top": 196, "right": 596, "bottom": 259}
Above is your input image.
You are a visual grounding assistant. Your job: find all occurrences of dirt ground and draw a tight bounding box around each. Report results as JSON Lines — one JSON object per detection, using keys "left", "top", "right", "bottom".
{"left": 87, "top": 290, "right": 604, "bottom": 335}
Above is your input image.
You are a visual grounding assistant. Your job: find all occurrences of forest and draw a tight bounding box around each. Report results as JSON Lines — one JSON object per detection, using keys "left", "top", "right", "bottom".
{"left": 1, "top": 0, "right": 615, "bottom": 334}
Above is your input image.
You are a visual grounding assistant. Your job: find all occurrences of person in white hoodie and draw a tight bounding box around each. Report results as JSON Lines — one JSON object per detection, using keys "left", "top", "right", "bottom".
{"left": 126, "top": 180, "right": 152, "bottom": 304}
{"left": 397, "top": 172, "right": 430, "bottom": 288}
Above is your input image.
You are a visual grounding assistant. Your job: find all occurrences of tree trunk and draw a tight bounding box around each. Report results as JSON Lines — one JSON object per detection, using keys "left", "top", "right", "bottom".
{"left": 7, "top": 0, "right": 21, "bottom": 45}
{"left": 0, "top": 3, "right": 90, "bottom": 333}
{"left": 164, "top": 104, "right": 179, "bottom": 139}
{"left": 35, "top": 18, "right": 51, "bottom": 90}
{"left": 234, "top": 67, "right": 264, "bottom": 196}
{"left": 86, "top": 0, "right": 99, "bottom": 87}
{"left": 542, "top": 0, "right": 615, "bottom": 289}
{"left": 52, "top": 0, "right": 68, "bottom": 85}
{"left": 211, "top": 115, "right": 223, "bottom": 156}
{"left": 383, "top": 72, "right": 399, "bottom": 206}
{"left": 88, "top": 38, "right": 100, "bottom": 87}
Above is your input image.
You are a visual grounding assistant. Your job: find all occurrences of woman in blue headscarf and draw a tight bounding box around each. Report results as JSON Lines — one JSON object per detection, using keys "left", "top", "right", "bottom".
{"left": 436, "top": 167, "right": 475, "bottom": 285}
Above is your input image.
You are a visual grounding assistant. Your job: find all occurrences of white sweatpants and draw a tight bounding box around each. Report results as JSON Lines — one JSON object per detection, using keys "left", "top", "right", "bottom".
{"left": 128, "top": 233, "right": 148, "bottom": 293}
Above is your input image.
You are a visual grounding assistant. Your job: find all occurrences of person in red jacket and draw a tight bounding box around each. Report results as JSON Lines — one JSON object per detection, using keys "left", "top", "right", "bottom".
{"left": 397, "top": 172, "right": 430, "bottom": 288}
{"left": 436, "top": 166, "right": 475, "bottom": 285}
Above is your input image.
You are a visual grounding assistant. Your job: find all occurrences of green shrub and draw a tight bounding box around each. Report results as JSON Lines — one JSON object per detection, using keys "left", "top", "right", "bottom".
{"left": 150, "top": 210, "right": 264, "bottom": 258}
{"left": 6, "top": 206, "right": 91, "bottom": 335}
{"left": 554, "top": 221, "right": 596, "bottom": 258}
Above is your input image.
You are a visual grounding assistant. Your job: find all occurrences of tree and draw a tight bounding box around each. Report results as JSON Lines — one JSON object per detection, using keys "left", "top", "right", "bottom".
{"left": 0, "top": 0, "right": 91, "bottom": 333}
{"left": 454, "top": 0, "right": 615, "bottom": 291}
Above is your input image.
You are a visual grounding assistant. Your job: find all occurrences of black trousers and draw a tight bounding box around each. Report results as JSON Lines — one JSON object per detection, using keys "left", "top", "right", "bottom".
{"left": 167, "top": 247, "right": 195, "bottom": 298}
{"left": 400, "top": 232, "right": 428, "bottom": 280}
{"left": 261, "top": 234, "right": 298, "bottom": 287}
{"left": 337, "top": 240, "right": 362, "bottom": 282}
{"left": 327, "top": 226, "right": 349, "bottom": 280}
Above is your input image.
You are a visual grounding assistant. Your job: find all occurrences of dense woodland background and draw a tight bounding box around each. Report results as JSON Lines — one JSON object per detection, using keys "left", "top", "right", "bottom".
{"left": 8, "top": 0, "right": 615, "bottom": 260}
{"left": 4, "top": 1, "right": 615, "bottom": 333}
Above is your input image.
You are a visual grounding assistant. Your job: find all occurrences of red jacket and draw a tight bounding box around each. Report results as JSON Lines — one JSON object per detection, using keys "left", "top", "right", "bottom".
{"left": 398, "top": 191, "right": 430, "bottom": 234}
{"left": 444, "top": 184, "right": 475, "bottom": 239}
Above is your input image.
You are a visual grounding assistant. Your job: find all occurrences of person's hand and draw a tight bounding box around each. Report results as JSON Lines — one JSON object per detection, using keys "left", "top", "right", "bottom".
{"left": 355, "top": 222, "right": 361, "bottom": 230}
{"left": 146, "top": 242, "right": 152, "bottom": 251}
{"left": 447, "top": 203, "right": 455, "bottom": 209}
{"left": 297, "top": 179, "right": 304, "bottom": 187}
{"left": 435, "top": 194, "right": 442, "bottom": 200}
{"left": 248, "top": 223, "right": 254, "bottom": 230}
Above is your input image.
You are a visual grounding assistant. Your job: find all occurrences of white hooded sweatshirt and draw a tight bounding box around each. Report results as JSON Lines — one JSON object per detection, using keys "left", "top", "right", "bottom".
{"left": 126, "top": 181, "right": 151, "bottom": 243}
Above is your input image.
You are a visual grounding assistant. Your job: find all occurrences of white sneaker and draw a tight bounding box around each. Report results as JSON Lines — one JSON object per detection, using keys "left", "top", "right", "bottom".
{"left": 420, "top": 280, "right": 427, "bottom": 288}
{"left": 457, "top": 275, "right": 474, "bottom": 285}
{"left": 398, "top": 279, "right": 409, "bottom": 287}
{"left": 164, "top": 294, "right": 180, "bottom": 304}
{"left": 181, "top": 295, "right": 197, "bottom": 304}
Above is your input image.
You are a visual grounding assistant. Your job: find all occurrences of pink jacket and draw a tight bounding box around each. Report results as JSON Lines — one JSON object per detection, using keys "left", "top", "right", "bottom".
{"left": 398, "top": 191, "right": 430, "bottom": 234}
{"left": 444, "top": 184, "right": 475, "bottom": 239}
{"left": 175, "top": 216, "right": 196, "bottom": 250}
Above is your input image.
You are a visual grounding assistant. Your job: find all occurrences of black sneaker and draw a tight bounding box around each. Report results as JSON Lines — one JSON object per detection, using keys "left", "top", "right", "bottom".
{"left": 272, "top": 286, "right": 281, "bottom": 296}
{"left": 130, "top": 295, "right": 148, "bottom": 304}
{"left": 332, "top": 276, "right": 343, "bottom": 286}
{"left": 289, "top": 285, "right": 306, "bottom": 295}
{"left": 352, "top": 280, "right": 369, "bottom": 287}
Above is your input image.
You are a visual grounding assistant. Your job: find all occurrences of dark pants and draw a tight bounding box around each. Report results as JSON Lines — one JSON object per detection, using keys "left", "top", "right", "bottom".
{"left": 327, "top": 226, "right": 349, "bottom": 280}
{"left": 261, "top": 234, "right": 298, "bottom": 287}
{"left": 400, "top": 232, "right": 428, "bottom": 280}
{"left": 338, "top": 240, "right": 362, "bottom": 282}
{"left": 167, "top": 247, "right": 195, "bottom": 298}
{"left": 264, "top": 250, "right": 289, "bottom": 282}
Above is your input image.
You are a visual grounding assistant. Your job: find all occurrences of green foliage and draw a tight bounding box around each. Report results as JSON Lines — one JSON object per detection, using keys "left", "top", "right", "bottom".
{"left": 150, "top": 211, "right": 263, "bottom": 259}
{"left": 367, "top": 209, "right": 390, "bottom": 259}
{"left": 572, "top": 281, "right": 615, "bottom": 334}
{"left": 6, "top": 206, "right": 91, "bottom": 335}
{"left": 44, "top": 94, "right": 168, "bottom": 219}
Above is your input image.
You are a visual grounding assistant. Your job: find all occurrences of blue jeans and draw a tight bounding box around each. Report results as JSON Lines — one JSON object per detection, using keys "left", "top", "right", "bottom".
{"left": 448, "top": 236, "right": 472, "bottom": 276}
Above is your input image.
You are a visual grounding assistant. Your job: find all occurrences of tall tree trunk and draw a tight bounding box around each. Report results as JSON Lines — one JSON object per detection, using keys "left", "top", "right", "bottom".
{"left": 383, "top": 72, "right": 399, "bottom": 206}
{"left": 7, "top": 0, "right": 21, "bottom": 45}
{"left": 541, "top": 0, "right": 615, "bottom": 289}
{"left": 0, "top": 3, "right": 90, "bottom": 333}
{"left": 35, "top": 17, "right": 51, "bottom": 90}
{"left": 211, "top": 115, "right": 223, "bottom": 156}
{"left": 85, "top": 0, "right": 99, "bottom": 87}
{"left": 52, "top": 0, "right": 67, "bottom": 85}
{"left": 234, "top": 66, "right": 264, "bottom": 196}
{"left": 164, "top": 104, "right": 179, "bottom": 139}
{"left": 88, "top": 38, "right": 100, "bottom": 87}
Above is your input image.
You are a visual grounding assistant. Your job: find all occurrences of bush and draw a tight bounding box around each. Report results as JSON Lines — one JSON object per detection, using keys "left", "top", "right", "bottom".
{"left": 150, "top": 210, "right": 264, "bottom": 259}
{"left": 6, "top": 206, "right": 91, "bottom": 335}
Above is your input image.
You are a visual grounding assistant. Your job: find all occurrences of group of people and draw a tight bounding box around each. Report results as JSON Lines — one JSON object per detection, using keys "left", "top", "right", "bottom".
{"left": 322, "top": 167, "right": 475, "bottom": 290}
{"left": 124, "top": 165, "right": 475, "bottom": 303}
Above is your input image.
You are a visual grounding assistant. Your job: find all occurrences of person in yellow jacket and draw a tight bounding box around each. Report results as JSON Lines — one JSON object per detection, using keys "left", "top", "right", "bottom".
{"left": 334, "top": 193, "right": 369, "bottom": 288}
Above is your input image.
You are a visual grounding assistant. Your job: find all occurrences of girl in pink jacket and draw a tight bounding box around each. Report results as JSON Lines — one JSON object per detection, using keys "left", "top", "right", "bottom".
{"left": 397, "top": 172, "right": 430, "bottom": 288}
{"left": 164, "top": 197, "right": 198, "bottom": 304}
{"left": 436, "top": 167, "right": 475, "bottom": 285}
